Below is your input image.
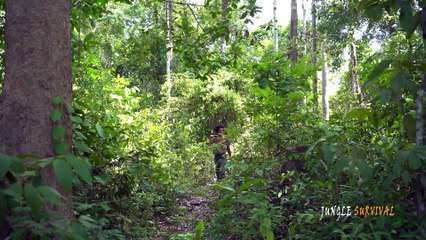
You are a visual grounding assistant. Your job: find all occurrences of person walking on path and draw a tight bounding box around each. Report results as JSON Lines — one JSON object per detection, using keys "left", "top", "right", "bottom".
{"left": 209, "top": 124, "right": 232, "bottom": 180}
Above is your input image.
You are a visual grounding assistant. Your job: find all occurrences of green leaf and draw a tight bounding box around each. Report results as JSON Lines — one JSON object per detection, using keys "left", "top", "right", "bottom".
{"left": 74, "top": 141, "right": 91, "bottom": 153}
{"left": 95, "top": 124, "right": 105, "bottom": 138}
{"left": 50, "top": 109, "right": 62, "bottom": 122}
{"left": 194, "top": 220, "right": 204, "bottom": 240}
{"left": 393, "top": 151, "right": 409, "bottom": 176}
{"left": 71, "top": 222, "right": 89, "bottom": 239}
{"left": 321, "top": 144, "right": 334, "bottom": 166}
{"left": 37, "top": 186, "right": 63, "bottom": 205}
{"left": 408, "top": 151, "right": 421, "bottom": 170}
{"left": 9, "top": 156, "right": 25, "bottom": 174}
{"left": 100, "top": 203, "right": 111, "bottom": 212}
{"left": 94, "top": 174, "right": 110, "bottom": 185}
{"left": 358, "top": 160, "right": 373, "bottom": 181}
{"left": 216, "top": 185, "right": 235, "bottom": 192}
{"left": 55, "top": 141, "right": 68, "bottom": 155}
{"left": 0, "top": 154, "right": 12, "bottom": 180}
{"left": 401, "top": 170, "right": 411, "bottom": 185}
{"left": 364, "top": 60, "right": 393, "bottom": 88}
{"left": 24, "top": 183, "right": 42, "bottom": 216}
{"left": 66, "top": 155, "right": 92, "bottom": 185}
{"left": 399, "top": 0, "right": 419, "bottom": 37}
{"left": 53, "top": 125, "right": 66, "bottom": 141}
{"left": 53, "top": 159, "right": 74, "bottom": 192}
{"left": 332, "top": 156, "right": 350, "bottom": 175}
{"left": 260, "top": 218, "right": 274, "bottom": 240}
{"left": 52, "top": 96, "right": 63, "bottom": 105}
{"left": 70, "top": 116, "right": 83, "bottom": 124}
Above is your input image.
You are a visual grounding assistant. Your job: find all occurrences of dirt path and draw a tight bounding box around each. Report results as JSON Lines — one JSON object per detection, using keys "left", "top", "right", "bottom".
{"left": 155, "top": 191, "right": 216, "bottom": 239}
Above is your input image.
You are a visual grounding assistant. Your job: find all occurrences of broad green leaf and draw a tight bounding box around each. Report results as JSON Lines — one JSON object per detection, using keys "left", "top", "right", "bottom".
{"left": 94, "top": 174, "right": 109, "bottom": 185}
{"left": 37, "top": 186, "right": 63, "bottom": 205}
{"left": 364, "top": 60, "right": 393, "bottom": 88}
{"left": 70, "top": 116, "right": 83, "bottom": 124}
{"left": 50, "top": 109, "right": 62, "bottom": 122}
{"left": 24, "top": 183, "right": 42, "bottom": 216}
{"left": 55, "top": 141, "right": 68, "bottom": 155}
{"left": 399, "top": 0, "right": 419, "bottom": 38}
{"left": 260, "top": 218, "right": 273, "bottom": 240}
{"left": 100, "top": 203, "right": 111, "bottom": 212}
{"left": 393, "top": 151, "right": 409, "bottom": 176}
{"left": 332, "top": 156, "right": 350, "bottom": 175}
{"left": 74, "top": 141, "right": 91, "bottom": 153}
{"left": 95, "top": 124, "right": 105, "bottom": 138}
{"left": 0, "top": 154, "right": 12, "bottom": 180}
{"left": 53, "top": 159, "right": 74, "bottom": 192}
{"left": 53, "top": 125, "right": 66, "bottom": 141}
{"left": 71, "top": 222, "right": 89, "bottom": 240}
{"left": 408, "top": 151, "right": 421, "bottom": 170}
{"left": 66, "top": 155, "right": 92, "bottom": 185}
{"left": 321, "top": 144, "right": 334, "bottom": 166}
{"left": 52, "top": 96, "right": 62, "bottom": 105}
{"left": 9, "top": 156, "right": 25, "bottom": 174}
{"left": 194, "top": 220, "right": 204, "bottom": 240}
{"left": 401, "top": 170, "right": 411, "bottom": 185}
{"left": 358, "top": 160, "right": 373, "bottom": 181}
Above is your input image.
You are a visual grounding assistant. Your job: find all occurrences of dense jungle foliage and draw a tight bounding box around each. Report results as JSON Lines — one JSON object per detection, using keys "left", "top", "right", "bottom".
{"left": 1, "top": 0, "right": 426, "bottom": 239}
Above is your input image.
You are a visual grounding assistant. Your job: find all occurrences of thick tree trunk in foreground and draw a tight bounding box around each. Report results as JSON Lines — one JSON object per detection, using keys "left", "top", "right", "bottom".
{"left": 290, "top": 0, "right": 298, "bottom": 64}
{"left": 414, "top": 0, "right": 426, "bottom": 217}
{"left": 0, "top": 0, "right": 73, "bottom": 236}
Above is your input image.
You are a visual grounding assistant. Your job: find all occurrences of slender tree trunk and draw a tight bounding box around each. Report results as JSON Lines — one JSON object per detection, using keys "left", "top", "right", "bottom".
{"left": 290, "top": 0, "right": 298, "bottom": 64}
{"left": 221, "top": 0, "right": 229, "bottom": 53}
{"left": 166, "top": 0, "right": 173, "bottom": 96}
{"left": 0, "top": 0, "right": 73, "bottom": 237}
{"left": 273, "top": 0, "right": 278, "bottom": 52}
{"left": 349, "top": 40, "right": 362, "bottom": 99}
{"left": 302, "top": 0, "right": 307, "bottom": 54}
{"left": 322, "top": 50, "right": 329, "bottom": 120}
{"left": 312, "top": 0, "right": 318, "bottom": 110}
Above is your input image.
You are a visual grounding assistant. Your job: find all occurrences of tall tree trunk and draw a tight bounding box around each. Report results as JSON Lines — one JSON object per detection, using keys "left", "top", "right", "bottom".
{"left": 302, "top": 0, "right": 307, "bottom": 54}
{"left": 349, "top": 40, "right": 362, "bottom": 99}
{"left": 273, "top": 0, "right": 278, "bottom": 52}
{"left": 414, "top": 0, "right": 426, "bottom": 217}
{"left": 0, "top": 0, "right": 73, "bottom": 237}
{"left": 221, "top": 0, "right": 229, "bottom": 53}
{"left": 166, "top": 0, "right": 173, "bottom": 96}
{"left": 322, "top": 50, "right": 329, "bottom": 120}
{"left": 311, "top": 0, "right": 318, "bottom": 110}
{"left": 290, "top": 0, "right": 298, "bottom": 64}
